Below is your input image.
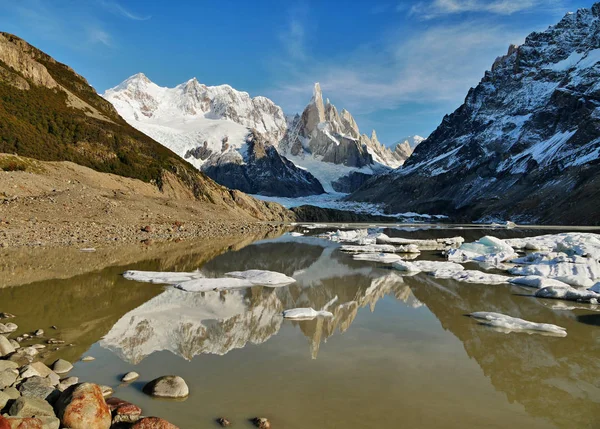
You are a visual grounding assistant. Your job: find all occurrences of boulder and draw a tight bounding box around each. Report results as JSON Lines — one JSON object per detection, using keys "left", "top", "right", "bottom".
{"left": 252, "top": 417, "right": 271, "bottom": 429}
{"left": 57, "top": 377, "right": 78, "bottom": 392}
{"left": 0, "top": 390, "right": 10, "bottom": 409}
{"left": 142, "top": 376, "right": 188, "bottom": 399}
{"left": 0, "top": 370, "right": 17, "bottom": 390}
{"left": 0, "top": 362, "right": 18, "bottom": 372}
{"left": 0, "top": 335, "right": 15, "bottom": 357}
{"left": 18, "top": 377, "right": 56, "bottom": 402}
{"left": 3, "top": 387, "right": 20, "bottom": 400}
{"left": 8, "top": 397, "right": 54, "bottom": 418}
{"left": 131, "top": 417, "right": 179, "bottom": 429}
{"left": 50, "top": 360, "right": 71, "bottom": 375}
{"left": 55, "top": 383, "right": 111, "bottom": 429}
{"left": 0, "top": 416, "right": 44, "bottom": 429}
{"left": 106, "top": 397, "right": 142, "bottom": 424}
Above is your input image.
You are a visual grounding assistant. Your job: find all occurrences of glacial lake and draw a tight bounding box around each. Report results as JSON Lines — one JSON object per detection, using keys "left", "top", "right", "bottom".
{"left": 2, "top": 225, "right": 600, "bottom": 429}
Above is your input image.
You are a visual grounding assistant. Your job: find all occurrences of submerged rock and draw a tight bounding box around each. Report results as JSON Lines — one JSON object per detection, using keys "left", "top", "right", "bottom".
{"left": 131, "top": 417, "right": 179, "bottom": 428}
{"left": 252, "top": 417, "right": 271, "bottom": 429}
{"left": 143, "top": 376, "right": 189, "bottom": 399}
{"left": 216, "top": 417, "right": 231, "bottom": 427}
{"left": 121, "top": 371, "right": 139, "bottom": 382}
{"left": 106, "top": 397, "right": 142, "bottom": 424}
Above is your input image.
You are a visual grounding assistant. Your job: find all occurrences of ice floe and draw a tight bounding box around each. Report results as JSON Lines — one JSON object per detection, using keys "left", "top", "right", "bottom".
{"left": 506, "top": 233, "right": 600, "bottom": 259}
{"left": 174, "top": 278, "right": 254, "bottom": 292}
{"left": 508, "top": 276, "right": 571, "bottom": 289}
{"left": 225, "top": 270, "right": 296, "bottom": 286}
{"left": 508, "top": 256, "right": 600, "bottom": 288}
{"left": 282, "top": 308, "right": 334, "bottom": 320}
{"left": 432, "top": 270, "right": 510, "bottom": 284}
{"left": 352, "top": 253, "right": 403, "bottom": 263}
{"left": 448, "top": 236, "right": 518, "bottom": 264}
{"left": 392, "top": 260, "right": 465, "bottom": 274}
{"left": 340, "top": 244, "right": 398, "bottom": 254}
{"left": 123, "top": 270, "right": 205, "bottom": 284}
{"left": 535, "top": 285, "right": 600, "bottom": 304}
{"left": 469, "top": 312, "right": 567, "bottom": 336}
{"left": 289, "top": 232, "right": 304, "bottom": 237}
{"left": 376, "top": 233, "right": 464, "bottom": 250}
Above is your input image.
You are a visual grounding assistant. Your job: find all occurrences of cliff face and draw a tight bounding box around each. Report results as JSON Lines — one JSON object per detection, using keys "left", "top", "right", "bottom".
{"left": 350, "top": 4, "right": 600, "bottom": 224}
{"left": 0, "top": 32, "right": 290, "bottom": 220}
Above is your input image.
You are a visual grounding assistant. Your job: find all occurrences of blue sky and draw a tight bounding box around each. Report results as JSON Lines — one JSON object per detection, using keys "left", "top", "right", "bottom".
{"left": 0, "top": 0, "right": 594, "bottom": 144}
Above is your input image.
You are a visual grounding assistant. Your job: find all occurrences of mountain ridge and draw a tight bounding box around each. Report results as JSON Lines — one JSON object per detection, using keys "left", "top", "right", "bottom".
{"left": 349, "top": 4, "right": 600, "bottom": 225}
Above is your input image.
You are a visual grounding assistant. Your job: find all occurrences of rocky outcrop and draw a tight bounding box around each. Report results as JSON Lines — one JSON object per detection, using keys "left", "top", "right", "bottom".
{"left": 350, "top": 4, "right": 600, "bottom": 224}
{"left": 331, "top": 171, "right": 372, "bottom": 193}
{"left": 201, "top": 131, "right": 324, "bottom": 197}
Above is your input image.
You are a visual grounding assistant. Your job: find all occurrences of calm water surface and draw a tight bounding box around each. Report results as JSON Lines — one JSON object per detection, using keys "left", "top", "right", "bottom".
{"left": 2, "top": 225, "right": 600, "bottom": 428}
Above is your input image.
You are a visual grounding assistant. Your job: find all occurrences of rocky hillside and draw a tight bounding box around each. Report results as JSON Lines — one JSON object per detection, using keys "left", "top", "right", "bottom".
{"left": 350, "top": 4, "right": 600, "bottom": 225}
{"left": 0, "top": 32, "right": 288, "bottom": 220}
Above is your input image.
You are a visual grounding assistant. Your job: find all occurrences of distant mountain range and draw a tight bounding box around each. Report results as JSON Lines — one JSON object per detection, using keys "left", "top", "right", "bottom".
{"left": 104, "top": 78, "right": 415, "bottom": 197}
{"left": 350, "top": 3, "right": 600, "bottom": 225}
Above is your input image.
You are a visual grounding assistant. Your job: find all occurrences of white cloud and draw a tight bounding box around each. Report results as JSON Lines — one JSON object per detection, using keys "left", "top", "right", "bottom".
{"left": 87, "top": 27, "right": 111, "bottom": 46}
{"left": 268, "top": 21, "right": 526, "bottom": 116}
{"left": 99, "top": 0, "right": 151, "bottom": 21}
{"left": 410, "top": 0, "right": 553, "bottom": 19}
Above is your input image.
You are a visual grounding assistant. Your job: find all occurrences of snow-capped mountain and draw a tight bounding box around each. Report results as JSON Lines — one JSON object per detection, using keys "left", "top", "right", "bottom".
{"left": 396, "top": 135, "right": 426, "bottom": 150}
{"left": 281, "top": 83, "right": 409, "bottom": 192}
{"left": 103, "top": 73, "right": 323, "bottom": 197}
{"left": 104, "top": 76, "right": 410, "bottom": 197}
{"left": 350, "top": 3, "right": 600, "bottom": 225}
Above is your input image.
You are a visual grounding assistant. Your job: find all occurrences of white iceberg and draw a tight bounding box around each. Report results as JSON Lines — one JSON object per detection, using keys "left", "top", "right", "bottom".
{"left": 449, "top": 236, "right": 518, "bottom": 264}
{"left": 282, "top": 308, "right": 334, "bottom": 320}
{"left": 340, "top": 244, "right": 398, "bottom": 254}
{"left": 175, "top": 277, "right": 255, "bottom": 292}
{"left": 508, "top": 256, "right": 600, "bottom": 288}
{"left": 469, "top": 312, "right": 567, "bottom": 336}
{"left": 508, "top": 276, "right": 572, "bottom": 289}
{"left": 392, "top": 260, "right": 464, "bottom": 274}
{"left": 353, "top": 253, "right": 403, "bottom": 263}
{"left": 376, "top": 233, "right": 464, "bottom": 250}
{"left": 535, "top": 285, "right": 600, "bottom": 304}
{"left": 225, "top": 270, "right": 296, "bottom": 286}
{"left": 432, "top": 270, "right": 510, "bottom": 284}
{"left": 123, "top": 270, "right": 205, "bottom": 284}
{"left": 289, "top": 232, "right": 304, "bottom": 237}
{"left": 506, "top": 232, "right": 600, "bottom": 260}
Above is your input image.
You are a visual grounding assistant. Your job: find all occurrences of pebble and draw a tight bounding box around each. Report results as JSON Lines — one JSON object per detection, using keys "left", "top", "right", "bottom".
{"left": 100, "top": 385, "right": 114, "bottom": 398}
{"left": 217, "top": 417, "right": 232, "bottom": 427}
{"left": 252, "top": 417, "right": 271, "bottom": 429}
{"left": 121, "top": 371, "right": 140, "bottom": 382}
{"left": 34, "top": 329, "right": 44, "bottom": 337}
{"left": 81, "top": 356, "right": 95, "bottom": 362}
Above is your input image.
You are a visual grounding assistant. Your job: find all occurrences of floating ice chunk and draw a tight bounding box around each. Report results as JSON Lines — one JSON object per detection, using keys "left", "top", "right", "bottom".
{"left": 282, "top": 308, "right": 334, "bottom": 320}
{"left": 397, "top": 244, "right": 421, "bottom": 254}
{"left": 289, "top": 232, "right": 304, "bottom": 237}
{"left": 506, "top": 233, "right": 600, "bottom": 260}
{"left": 509, "top": 259, "right": 599, "bottom": 288}
{"left": 590, "top": 283, "right": 600, "bottom": 293}
{"left": 469, "top": 312, "right": 566, "bottom": 336}
{"left": 376, "top": 234, "right": 464, "bottom": 250}
{"left": 508, "top": 276, "right": 571, "bottom": 289}
{"left": 535, "top": 285, "right": 600, "bottom": 304}
{"left": 353, "top": 253, "right": 403, "bottom": 263}
{"left": 450, "top": 236, "right": 517, "bottom": 264}
{"left": 340, "top": 244, "right": 398, "bottom": 253}
{"left": 175, "top": 277, "right": 253, "bottom": 292}
{"left": 123, "top": 270, "right": 205, "bottom": 284}
{"left": 301, "top": 224, "right": 328, "bottom": 230}
{"left": 392, "top": 260, "right": 464, "bottom": 274}
{"left": 446, "top": 248, "right": 482, "bottom": 262}
{"left": 80, "top": 248, "right": 96, "bottom": 252}
{"left": 433, "top": 270, "right": 510, "bottom": 284}
{"left": 225, "top": 270, "right": 296, "bottom": 286}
